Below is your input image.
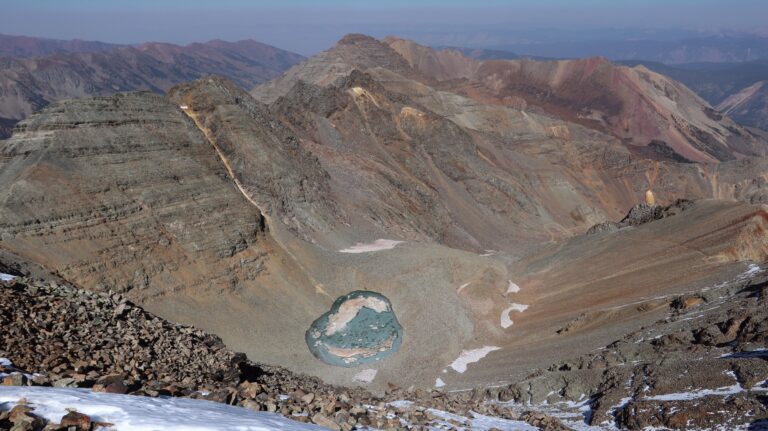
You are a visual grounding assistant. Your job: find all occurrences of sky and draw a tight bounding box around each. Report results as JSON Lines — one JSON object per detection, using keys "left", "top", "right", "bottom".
{"left": 1, "top": 0, "right": 766, "bottom": 55}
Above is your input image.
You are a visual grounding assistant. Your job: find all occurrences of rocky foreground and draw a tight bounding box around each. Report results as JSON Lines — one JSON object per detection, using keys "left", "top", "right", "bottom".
{"left": 0, "top": 274, "right": 563, "bottom": 430}
{"left": 2, "top": 241, "right": 768, "bottom": 430}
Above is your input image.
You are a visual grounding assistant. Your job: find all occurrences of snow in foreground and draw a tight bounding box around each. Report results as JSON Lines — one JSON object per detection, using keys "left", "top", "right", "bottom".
{"left": 385, "top": 401, "right": 537, "bottom": 431}
{"left": 352, "top": 368, "right": 378, "bottom": 383}
{"left": 339, "top": 239, "right": 403, "bottom": 253}
{"left": 0, "top": 387, "right": 326, "bottom": 431}
{"left": 449, "top": 346, "right": 501, "bottom": 373}
{"left": 0, "top": 273, "right": 16, "bottom": 282}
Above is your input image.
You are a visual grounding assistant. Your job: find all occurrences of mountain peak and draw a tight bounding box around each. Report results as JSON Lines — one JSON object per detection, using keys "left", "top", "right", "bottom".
{"left": 335, "top": 33, "right": 380, "bottom": 46}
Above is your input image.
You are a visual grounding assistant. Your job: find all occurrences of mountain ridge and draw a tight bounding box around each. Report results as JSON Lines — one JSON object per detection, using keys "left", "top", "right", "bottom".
{"left": 0, "top": 33, "right": 123, "bottom": 58}
{"left": 0, "top": 36, "right": 304, "bottom": 138}
{"left": 383, "top": 36, "right": 767, "bottom": 163}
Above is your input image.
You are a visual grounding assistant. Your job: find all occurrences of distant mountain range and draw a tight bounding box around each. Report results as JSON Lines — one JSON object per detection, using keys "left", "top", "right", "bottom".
{"left": 718, "top": 80, "right": 768, "bottom": 130}
{"left": 3, "top": 32, "right": 768, "bottom": 142}
{"left": 420, "top": 31, "right": 768, "bottom": 65}
{"left": 618, "top": 59, "right": 768, "bottom": 130}
{"left": 0, "top": 34, "right": 304, "bottom": 138}
{"left": 0, "top": 33, "right": 122, "bottom": 57}
{"left": 425, "top": 45, "right": 768, "bottom": 133}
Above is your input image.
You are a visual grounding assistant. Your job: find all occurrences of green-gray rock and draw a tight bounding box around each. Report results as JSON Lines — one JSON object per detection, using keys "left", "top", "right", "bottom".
{"left": 306, "top": 291, "right": 403, "bottom": 367}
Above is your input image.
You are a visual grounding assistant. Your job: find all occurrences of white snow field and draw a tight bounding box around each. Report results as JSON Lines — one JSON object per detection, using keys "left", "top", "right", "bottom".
{"left": 506, "top": 281, "right": 520, "bottom": 294}
{"left": 500, "top": 303, "right": 529, "bottom": 329}
{"left": 644, "top": 371, "right": 767, "bottom": 401}
{"left": 384, "top": 401, "right": 537, "bottom": 431}
{"left": 0, "top": 387, "right": 327, "bottom": 431}
{"left": 449, "top": 346, "right": 501, "bottom": 373}
{"left": 352, "top": 369, "right": 378, "bottom": 383}
{"left": 0, "top": 358, "right": 33, "bottom": 380}
{"left": 0, "top": 273, "right": 16, "bottom": 282}
{"left": 426, "top": 408, "right": 538, "bottom": 431}
{"left": 338, "top": 239, "right": 403, "bottom": 253}
{"left": 739, "top": 263, "right": 763, "bottom": 279}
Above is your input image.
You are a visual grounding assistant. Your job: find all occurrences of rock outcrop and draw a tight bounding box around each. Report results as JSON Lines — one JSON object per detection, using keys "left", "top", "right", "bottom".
{"left": 586, "top": 199, "right": 695, "bottom": 234}
{"left": 497, "top": 261, "right": 768, "bottom": 430}
{"left": 0, "top": 92, "right": 269, "bottom": 299}
{"left": 168, "top": 76, "right": 341, "bottom": 238}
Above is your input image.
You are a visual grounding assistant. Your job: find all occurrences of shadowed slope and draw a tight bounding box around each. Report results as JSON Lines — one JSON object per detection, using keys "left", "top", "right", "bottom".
{"left": 718, "top": 80, "right": 768, "bottom": 130}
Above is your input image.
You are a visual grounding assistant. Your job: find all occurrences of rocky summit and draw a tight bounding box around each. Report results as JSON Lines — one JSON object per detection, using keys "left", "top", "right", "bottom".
{"left": 1, "top": 31, "right": 768, "bottom": 431}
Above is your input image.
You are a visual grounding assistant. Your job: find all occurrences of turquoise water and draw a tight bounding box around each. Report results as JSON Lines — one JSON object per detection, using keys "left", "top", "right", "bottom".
{"left": 306, "top": 291, "right": 403, "bottom": 367}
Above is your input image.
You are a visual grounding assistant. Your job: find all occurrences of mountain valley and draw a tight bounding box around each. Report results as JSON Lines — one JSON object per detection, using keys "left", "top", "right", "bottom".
{"left": 1, "top": 33, "right": 768, "bottom": 430}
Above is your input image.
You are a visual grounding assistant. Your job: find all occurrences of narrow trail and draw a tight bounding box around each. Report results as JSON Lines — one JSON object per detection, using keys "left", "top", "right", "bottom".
{"left": 181, "top": 107, "right": 266, "bottom": 214}
{"left": 180, "top": 106, "right": 330, "bottom": 297}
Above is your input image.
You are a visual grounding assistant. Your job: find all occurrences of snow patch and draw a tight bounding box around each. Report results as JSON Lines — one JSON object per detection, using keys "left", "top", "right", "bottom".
{"left": 506, "top": 281, "right": 520, "bottom": 294}
{"left": 500, "top": 303, "right": 528, "bottom": 329}
{"left": 324, "top": 295, "right": 389, "bottom": 336}
{"left": 425, "top": 408, "right": 538, "bottom": 431}
{"left": 720, "top": 348, "right": 768, "bottom": 359}
{"left": 387, "top": 400, "right": 414, "bottom": 409}
{"left": 449, "top": 346, "right": 501, "bottom": 373}
{"left": 754, "top": 379, "right": 768, "bottom": 392}
{"left": 645, "top": 384, "right": 743, "bottom": 401}
{"left": 646, "top": 373, "right": 744, "bottom": 401}
{"left": 339, "top": 239, "right": 404, "bottom": 253}
{"left": 739, "top": 263, "right": 763, "bottom": 279}
{"left": 353, "top": 369, "right": 378, "bottom": 383}
{"left": 457, "top": 282, "right": 471, "bottom": 293}
{"left": 0, "top": 273, "right": 16, "bottom": 282}
{"left": 435, "top": 378, "right": 445, "bottom": 388}
{"left": 0, "top": 358, "right": 34, "bottom": 380}
{"left": 0, "top": 387, "right": 326, "bottom": 431}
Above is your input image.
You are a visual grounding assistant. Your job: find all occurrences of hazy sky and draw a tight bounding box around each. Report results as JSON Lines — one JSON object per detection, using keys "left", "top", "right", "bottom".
{"left": 1, "top": 0, "right": 766, "bottom": 55}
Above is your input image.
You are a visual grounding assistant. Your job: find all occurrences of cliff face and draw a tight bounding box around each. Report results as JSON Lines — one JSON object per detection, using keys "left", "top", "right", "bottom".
{"left": 168, "top": 76, "right": 341, "bottom": 240}
{"left": 0, "top": 92, "right": 269, "bottom": 298}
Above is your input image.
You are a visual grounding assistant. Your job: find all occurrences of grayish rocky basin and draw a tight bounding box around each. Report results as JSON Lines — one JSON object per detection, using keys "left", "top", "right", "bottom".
{"left": 306, "top": 291, "right": 403, "bottom": 367}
